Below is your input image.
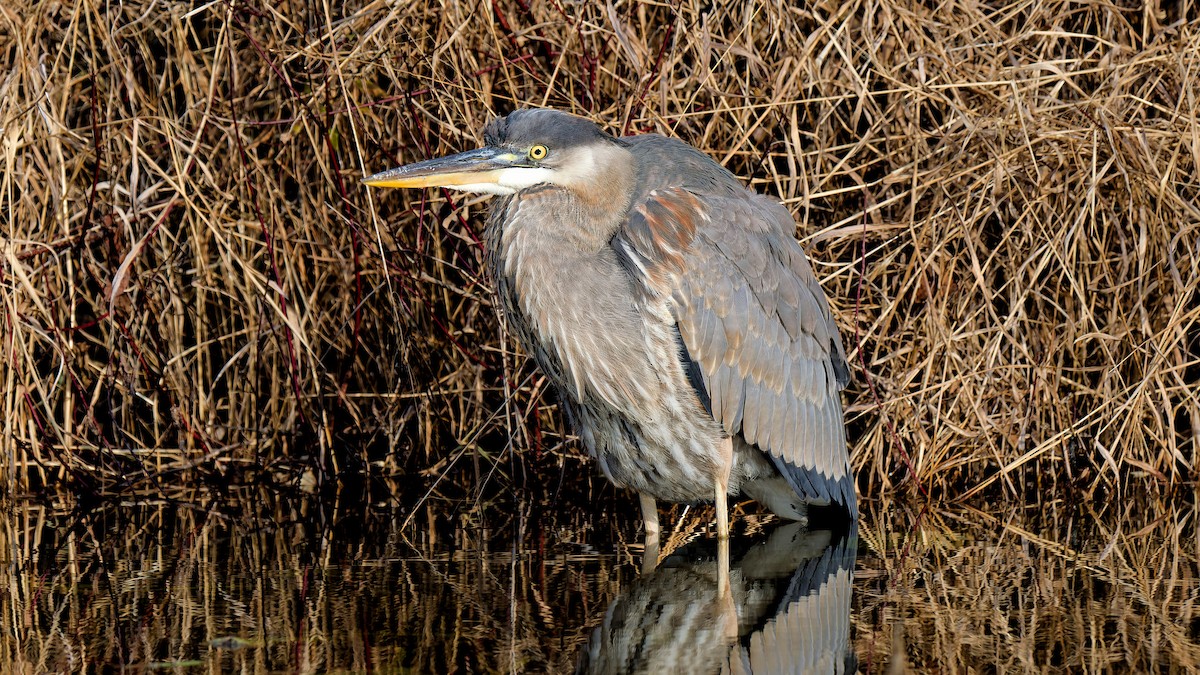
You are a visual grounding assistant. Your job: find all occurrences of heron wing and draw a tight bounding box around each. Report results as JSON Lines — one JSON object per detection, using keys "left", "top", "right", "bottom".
{"left": 613, "top": 187, "right": 855, "bottom": 514}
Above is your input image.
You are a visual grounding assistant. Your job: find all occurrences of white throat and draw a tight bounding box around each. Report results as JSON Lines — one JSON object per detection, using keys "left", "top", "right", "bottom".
{"left": 452, "top": 167, "right": 556, "bottom": 195}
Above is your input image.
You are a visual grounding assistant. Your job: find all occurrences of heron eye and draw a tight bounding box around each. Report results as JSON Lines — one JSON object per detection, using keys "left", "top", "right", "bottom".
{"left": 528, "top": 144, "right": 548, "bottom": 161}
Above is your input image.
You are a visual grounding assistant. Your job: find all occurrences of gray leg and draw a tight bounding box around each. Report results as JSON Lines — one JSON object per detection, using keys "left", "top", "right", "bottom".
{"left": 715, "top": 444, "right": 734, "bottom": 620}
{"left": 639, "top": 492, "right": 660, "bottom": 540}
{"left": 717, "top": 534, "right": 733, "bottom": 627}
{"left": 715, "top": 482, "right": 730, "bottom": 540}
{"left": 714, "top": 437, "right": 733, "bottom": 540}
{"left": 640, "top": 492, "right": 661, "bottom": 574}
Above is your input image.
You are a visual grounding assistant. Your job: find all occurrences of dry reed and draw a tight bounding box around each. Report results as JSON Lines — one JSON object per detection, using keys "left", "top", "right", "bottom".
{"left": 1, "top": 0, "right": 1198, "bottom": 506}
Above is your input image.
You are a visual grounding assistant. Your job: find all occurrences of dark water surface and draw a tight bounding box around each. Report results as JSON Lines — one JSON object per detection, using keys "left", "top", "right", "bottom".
{"left": 3, "top": 485, "right": 1198, "bottom": 673}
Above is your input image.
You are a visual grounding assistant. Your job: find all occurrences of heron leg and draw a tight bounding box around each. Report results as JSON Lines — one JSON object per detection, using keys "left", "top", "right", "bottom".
{"left": 715, "top": 484, "right": 730, "bottom": 540}
{"left": 717, "top": 535, "right": 734, "bottom": 637}
{"left": 715, "top": 438, "right": 734, "bottom": 631}
{"left": 714, "top": 437, "right": 733, "bottom": 540}
{"left": 639, "top": 492, "right": 660, "bottom": 540}
{"left": 639, "top": 493, "right": 660, "bottom": 573}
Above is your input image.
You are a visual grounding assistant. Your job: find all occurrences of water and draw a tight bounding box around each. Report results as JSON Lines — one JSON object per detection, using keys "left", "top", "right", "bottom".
{"left": 3, "top": 486, "right": 1197, "bottom": 673}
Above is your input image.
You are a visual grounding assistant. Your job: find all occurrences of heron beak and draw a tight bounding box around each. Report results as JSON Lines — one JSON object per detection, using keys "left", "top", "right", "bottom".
{"left": 362, "top": 147, "right": 524, "bottom": 189}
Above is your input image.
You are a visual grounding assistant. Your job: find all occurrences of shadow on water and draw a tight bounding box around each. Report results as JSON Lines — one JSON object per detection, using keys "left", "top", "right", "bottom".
{"left": 3, "top": 483, "right": 1200, "bottom": 673}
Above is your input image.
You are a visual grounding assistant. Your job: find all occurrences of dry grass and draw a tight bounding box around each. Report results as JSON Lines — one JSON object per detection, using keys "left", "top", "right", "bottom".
{"left": 2, "top": 0, "right": 1198, "bottom": 504}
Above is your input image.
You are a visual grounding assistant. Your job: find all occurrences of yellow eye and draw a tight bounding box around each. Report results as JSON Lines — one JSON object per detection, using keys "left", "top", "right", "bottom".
{"left": 528, "top": 144, "right": 548, "bottom": 161}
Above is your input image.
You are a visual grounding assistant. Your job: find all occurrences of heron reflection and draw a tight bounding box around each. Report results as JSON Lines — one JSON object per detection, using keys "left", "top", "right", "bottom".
{"left": 577, "top": 522, "right": 857, "bottom": 675}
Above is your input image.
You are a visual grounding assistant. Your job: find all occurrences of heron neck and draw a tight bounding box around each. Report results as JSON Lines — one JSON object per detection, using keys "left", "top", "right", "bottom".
{"left": 555, "top": 143, "right": 638, "bottom": 249}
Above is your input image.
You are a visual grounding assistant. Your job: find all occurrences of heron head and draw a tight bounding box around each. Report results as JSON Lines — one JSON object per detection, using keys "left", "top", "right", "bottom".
{"left": 362, "top": 109, "right": 631, "bottom": 198}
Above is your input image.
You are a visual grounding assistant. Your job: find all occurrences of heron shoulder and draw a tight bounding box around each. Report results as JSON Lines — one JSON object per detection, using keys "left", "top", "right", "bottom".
{"left": 612, "top": 186, "right": 851, "bottom": 393}
{"left": 620, "top": 135, "right": 744, "bottom": 199}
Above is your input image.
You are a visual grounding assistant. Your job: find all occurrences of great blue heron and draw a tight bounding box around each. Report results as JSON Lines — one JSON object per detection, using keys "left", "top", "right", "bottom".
{"left": 364, "top": 108, "right": 855, "bottom": 540}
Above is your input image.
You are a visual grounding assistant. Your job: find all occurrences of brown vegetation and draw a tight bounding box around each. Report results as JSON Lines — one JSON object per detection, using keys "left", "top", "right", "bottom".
{"left": 2, "top": 0, "right": 1198, "bottom": 505}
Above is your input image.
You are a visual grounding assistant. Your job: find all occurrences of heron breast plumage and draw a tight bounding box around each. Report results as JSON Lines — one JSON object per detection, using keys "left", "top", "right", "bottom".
{"left": 487, "top": 188, "right": 728, "bottom": 502}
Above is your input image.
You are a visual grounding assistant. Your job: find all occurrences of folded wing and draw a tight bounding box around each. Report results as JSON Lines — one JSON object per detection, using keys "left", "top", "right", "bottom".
{"left": 614, "top": 187, "right": 856, "bottom": 515}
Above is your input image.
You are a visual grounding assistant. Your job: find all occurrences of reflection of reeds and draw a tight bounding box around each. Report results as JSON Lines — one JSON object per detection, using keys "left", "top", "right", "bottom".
{"left": 854, "top": 499, "right": 1200, "bottom": 672}
{"left": 0, "top": 492, "right": 637, "bottom": 672}
{"left": 4, "top": 494, "right": 1197, "bottom": 671}
{"left": 2, "top": 0, "right": 1198, "bottom": 501}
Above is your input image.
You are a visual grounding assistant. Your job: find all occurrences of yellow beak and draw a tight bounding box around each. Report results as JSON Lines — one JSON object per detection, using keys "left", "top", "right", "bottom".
{"left": 362, "top": 147, "right": 522, "bottom": 189}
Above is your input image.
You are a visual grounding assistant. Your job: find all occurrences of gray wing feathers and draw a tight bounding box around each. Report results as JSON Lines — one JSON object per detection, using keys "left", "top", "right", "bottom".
{"left": 744, "top": 528, "right": 856, "bottom": 675}
{"left": 618, "top": 187, "right": 854, "bottom": 513}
